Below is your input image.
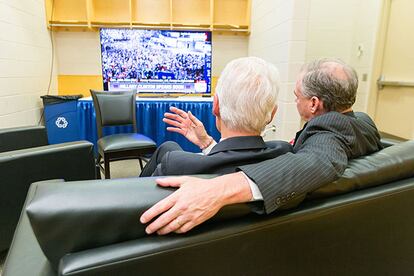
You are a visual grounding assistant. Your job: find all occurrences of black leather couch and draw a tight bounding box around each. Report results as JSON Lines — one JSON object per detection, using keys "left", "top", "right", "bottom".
{"left": 0, "top": 126, "right": 96, "bottom": 253}
{"left": 3, "top": 139, "right": 414, "bottom": 276}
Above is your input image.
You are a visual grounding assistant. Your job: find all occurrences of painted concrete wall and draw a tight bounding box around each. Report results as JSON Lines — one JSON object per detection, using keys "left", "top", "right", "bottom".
{"left": 306, "top": 0, "right": 382, "bottom": 111}
{"left": 249, "top": 0, "right": 382, "bottom": 140}
{"left": 249, "top": 0, "right": 310, "bottom": 141}
{"left": 0, "top": 0, "right": 57, "bottom": 128}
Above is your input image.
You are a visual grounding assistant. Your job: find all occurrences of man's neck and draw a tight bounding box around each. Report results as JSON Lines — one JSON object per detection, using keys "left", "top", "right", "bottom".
{"left": 307, "top": 107, "right": 354, "bottom": 122}
{"left": 220, "top": 126, "right": 260, "bottom": 139}
{"left": 341, "top": 107, "right": 353, "bottom": 113}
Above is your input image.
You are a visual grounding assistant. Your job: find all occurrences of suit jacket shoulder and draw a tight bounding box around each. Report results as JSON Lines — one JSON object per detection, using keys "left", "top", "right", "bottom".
{"left": 240, "top": 111, "right": 383, "bottom": 214}
{"left": 296, "top": 111, "right": 382, "bottom": 157}
{"left": 155, "top": 136, "right": 292, "bottom": 176}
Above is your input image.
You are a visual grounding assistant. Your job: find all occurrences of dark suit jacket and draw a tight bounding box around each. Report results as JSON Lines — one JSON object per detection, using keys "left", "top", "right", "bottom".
{"left": 153, "top": 136, "right": 293, "bottom": 176}
{"left": 240, "top": 111, "right": 384, "bottom": 213}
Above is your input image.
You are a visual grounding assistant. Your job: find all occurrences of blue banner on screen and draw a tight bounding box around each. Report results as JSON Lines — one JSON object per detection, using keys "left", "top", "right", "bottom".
{"left": 100, "top": 29, "right": 212, "bottom": 94}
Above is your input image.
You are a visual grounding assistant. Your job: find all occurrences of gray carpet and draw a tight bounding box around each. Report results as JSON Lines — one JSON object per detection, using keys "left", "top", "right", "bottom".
{"left": 98, "top": 159, "right": 144, "bottom": 179}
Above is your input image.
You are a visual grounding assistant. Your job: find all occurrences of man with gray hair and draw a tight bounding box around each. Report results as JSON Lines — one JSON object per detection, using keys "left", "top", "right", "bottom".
{"left": 140, "top": 56, "right": 292, "bottom": 177}
{"left": 140, "top": 58, "right": 383, "bottom": 235}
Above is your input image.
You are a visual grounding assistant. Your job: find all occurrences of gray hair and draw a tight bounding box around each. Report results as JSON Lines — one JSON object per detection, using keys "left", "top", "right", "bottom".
{"left": 300, "top": 58, "right": 358, "bottom": 112}
{"left": 215, "top": 57, "right": 280, "bottom": 133}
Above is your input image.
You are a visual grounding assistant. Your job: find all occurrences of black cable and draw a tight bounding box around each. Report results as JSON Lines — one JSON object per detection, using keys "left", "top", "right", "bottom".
{"left": 38, "top": 0, "right": 55, "bottom": 126}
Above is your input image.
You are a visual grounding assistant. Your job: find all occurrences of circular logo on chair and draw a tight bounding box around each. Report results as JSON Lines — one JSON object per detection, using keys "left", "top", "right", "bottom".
{"left": 55, "top": 117, "right": 68, "bottom": 128}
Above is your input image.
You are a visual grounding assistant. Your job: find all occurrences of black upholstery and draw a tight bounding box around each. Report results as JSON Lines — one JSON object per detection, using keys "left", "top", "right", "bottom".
{"left": 26, "top": 176, "right": 251, "bottom": 268}
{"left": 90, "top": 90, "right": 157, "bottom": 179}
{"left": 4, "top": 140, "right": 414, "bottom": 275}
{"left": 308, "top": 140, "right": 414, "bottom": 198}
{"left": 0, "top": 126, "right": 96, "bottom": 252}
{"left": 2, "top": 181, "right": 57, "bottom": 276}
{"left": 0, "top": 126, "right": 48, "bottom": 152}
{"left": 379, "top": 131, "right": 408, "bottom": 148}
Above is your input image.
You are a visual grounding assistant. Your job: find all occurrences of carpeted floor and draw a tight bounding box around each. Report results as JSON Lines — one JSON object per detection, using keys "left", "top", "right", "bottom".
{"left": 98, "top": 159, "right": 144, "bottom": 179}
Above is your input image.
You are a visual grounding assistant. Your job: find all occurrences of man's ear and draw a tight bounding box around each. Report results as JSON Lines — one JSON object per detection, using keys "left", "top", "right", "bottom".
{"left": 269, "top": 106, "right": 277, "bottom": 123}
{"left": 213, "top": 94, "right": 220, "bottom": 117}
{"left": 310, "top": 96, "right": 322, "bottom": 114}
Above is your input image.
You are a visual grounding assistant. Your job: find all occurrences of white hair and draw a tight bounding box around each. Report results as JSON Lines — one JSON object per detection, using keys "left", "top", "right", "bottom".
{"left": 215, "top": 57, "right": 280, "bottom": 133}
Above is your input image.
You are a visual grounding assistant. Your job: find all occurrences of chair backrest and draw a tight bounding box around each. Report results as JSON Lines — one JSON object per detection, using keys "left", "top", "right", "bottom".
{"left": 90, "top": 90, "right": 137, "bottom": 138}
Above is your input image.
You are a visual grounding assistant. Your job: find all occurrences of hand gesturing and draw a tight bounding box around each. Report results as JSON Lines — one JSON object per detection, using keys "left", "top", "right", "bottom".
{"left": 163, "top": 106, "right": 213, "bottom": 149}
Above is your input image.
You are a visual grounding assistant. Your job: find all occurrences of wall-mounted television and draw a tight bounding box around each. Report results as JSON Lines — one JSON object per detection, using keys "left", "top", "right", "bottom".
{"left": 100, "top": 28, "right": 212, "bottom": 94}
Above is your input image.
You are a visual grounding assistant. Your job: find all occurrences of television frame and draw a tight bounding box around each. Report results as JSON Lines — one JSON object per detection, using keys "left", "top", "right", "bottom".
{"left": 99, "top": 28, "right": 212, "bottom": 96}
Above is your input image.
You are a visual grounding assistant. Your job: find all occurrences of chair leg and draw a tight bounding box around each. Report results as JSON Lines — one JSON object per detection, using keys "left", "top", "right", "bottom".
{"left": 96, "top": 164, "right": 102, "bottom": 179}
{"left": 139, "top": 158, "right": 144, "bottom": 170}
{"left": 96, "top": 155, "right": 102, "bottom": 179}
{"left": 104, "top": 158, "right": 111, "bottom": 179}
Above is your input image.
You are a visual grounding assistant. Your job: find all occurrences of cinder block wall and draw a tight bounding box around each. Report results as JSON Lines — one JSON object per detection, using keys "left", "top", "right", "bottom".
{"left": 0, "top": 0, "right": 57, "bottom": 128}
{"left": 306, "top": 0, "right": 382, "bottom": 112}
{"left": 249, "top": 0, "right": 309, "bottom": 141}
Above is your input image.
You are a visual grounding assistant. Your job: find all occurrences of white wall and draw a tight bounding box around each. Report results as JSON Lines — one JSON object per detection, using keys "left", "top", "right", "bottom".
{"left": 306, "top": 0, "right": 382, "bottom": 111}
{"left": 249, "top": 0, "right": 310, "bottom": 141}
{"left": 212, "top": 33, "right": 248, "bottom": 76}
{"left": 0, "top": 0, "right": 57, "bottom": 128}
{"left": 248, "top": 0, "right": 382, "bottom": 141}
{"left": 54, "top": 31, "right": 101, "bottom": 75}
{"left": 53, "top": 31, "right": 248, "bottom": 77}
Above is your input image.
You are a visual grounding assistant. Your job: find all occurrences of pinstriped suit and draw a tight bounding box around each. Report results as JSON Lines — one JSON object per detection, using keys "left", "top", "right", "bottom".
{"left": 240, "top": 111, "right": 383, "bottom": 214}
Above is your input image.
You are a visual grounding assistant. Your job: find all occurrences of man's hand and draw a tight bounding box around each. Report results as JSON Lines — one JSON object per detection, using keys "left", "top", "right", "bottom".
{"left": 163, "top": 106, "right": 213, "bottom": 149}
{"left": 140, "top": 173, "right": 252, "bottom": 235}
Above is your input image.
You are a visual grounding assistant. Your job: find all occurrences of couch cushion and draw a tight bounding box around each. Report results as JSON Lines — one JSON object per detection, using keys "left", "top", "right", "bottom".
{"left": 25, "top": 177, "right": 251, "bottom": 269}
{"left": 309, "top": 140, "right": 414, "bottom": 198}
{"left": 59, "top": 177, "right": 414, "bottom": 276}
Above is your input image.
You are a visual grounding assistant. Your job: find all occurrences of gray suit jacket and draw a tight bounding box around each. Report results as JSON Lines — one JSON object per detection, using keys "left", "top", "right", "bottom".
{"left": 240, "top": 111, "right": 383, "bottom": 213}
{"left": 153, "top": 136, "right": 293, "bottom": 176}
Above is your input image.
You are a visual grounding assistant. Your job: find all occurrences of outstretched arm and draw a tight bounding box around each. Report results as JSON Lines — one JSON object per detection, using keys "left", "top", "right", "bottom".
{"left": 140, "top": 172, "right": 252, "bottom": 234}
{"left": 163, "top": 106, "right": 214, "bottom": 149}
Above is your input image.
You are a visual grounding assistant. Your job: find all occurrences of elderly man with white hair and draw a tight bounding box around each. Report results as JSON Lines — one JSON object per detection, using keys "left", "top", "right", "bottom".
{"left": 140, "top": 57, "right": 292, "bottom": 177}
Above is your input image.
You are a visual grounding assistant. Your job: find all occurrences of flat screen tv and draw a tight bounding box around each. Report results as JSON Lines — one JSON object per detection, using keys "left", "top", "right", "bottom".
{"left": 100, "top": 28, "right": 212, "bottom": 94}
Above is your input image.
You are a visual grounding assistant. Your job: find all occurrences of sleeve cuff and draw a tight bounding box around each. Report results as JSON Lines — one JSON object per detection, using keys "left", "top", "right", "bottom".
{"left": 240, "top": 172, "right": 263, "bottom": 201}
{"left": 202, "top": 140, "right": 217, "bottom": 155}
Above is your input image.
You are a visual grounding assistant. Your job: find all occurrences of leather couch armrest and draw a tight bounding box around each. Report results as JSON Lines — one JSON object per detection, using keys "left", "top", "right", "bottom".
{"left": 0, "top": 126, "right": 48, "bottom": 153}
{"left": 0, "top": 141, "right": 96, "bottom": 251}
{"left": 2, "top": 181, "right": 58, "bottom": 276}
{"left": 26, "top": 177, "right": 252, "bottom": 269}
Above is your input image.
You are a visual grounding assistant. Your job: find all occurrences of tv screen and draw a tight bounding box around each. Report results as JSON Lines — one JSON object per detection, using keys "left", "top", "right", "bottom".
{"left": 100, "top": 28, "right": 212, "bottom": 94}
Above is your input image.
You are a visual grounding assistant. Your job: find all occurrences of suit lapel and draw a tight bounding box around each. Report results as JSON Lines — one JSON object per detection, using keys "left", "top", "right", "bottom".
{"left": 208, "top": 136, "right": 267, "bottom": 155}
{"left": 293, "top": 123, "right": 306, "bottom": 147}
